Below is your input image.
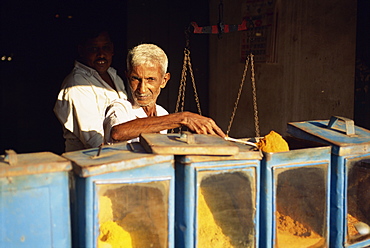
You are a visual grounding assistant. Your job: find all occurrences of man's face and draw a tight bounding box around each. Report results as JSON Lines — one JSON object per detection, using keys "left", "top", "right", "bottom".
{"left": 128, "top": 64, "right": 170, "bottom": 108}
{"left": 78, "top": 31, "right": 114, "bottom": 74}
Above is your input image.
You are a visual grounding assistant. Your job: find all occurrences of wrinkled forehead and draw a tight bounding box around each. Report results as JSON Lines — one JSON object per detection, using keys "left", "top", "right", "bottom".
{"left": 129, "top": 62, "right": 164, "bottom": 76}
{"left": 130, "top": 61, "right": 163, "bottom": 73}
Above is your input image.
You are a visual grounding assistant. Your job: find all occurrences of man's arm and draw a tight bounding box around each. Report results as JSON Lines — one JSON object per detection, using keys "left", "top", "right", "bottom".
{"left": 111, "top": 111, "right": 226, "bottom": 142}
{"left": 54, "top": 75, "right": 107, "bottom": 149}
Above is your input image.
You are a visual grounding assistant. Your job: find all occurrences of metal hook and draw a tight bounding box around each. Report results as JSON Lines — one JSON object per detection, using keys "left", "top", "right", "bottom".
{"left": 4, "top": 149, "right": 18, "bottom": 166}
{"left": 218, "top": 0, "right": 224, "bottom": 38}
{"left": 96, "top": 145, "right": 103, "bottom": 157}
{"left": 185, "top": 25, "right": 191, "bottom": 49}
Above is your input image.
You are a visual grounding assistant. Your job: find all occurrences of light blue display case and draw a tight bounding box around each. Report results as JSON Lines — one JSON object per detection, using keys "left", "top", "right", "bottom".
{"left": 63, "top": 142, "right": 175, "bottom": 248}
{"left": 259, "top": 136, "right": 331, "bottom": 248}
{"left": 288, "top": 116, "right": 370, "bottom": 248}
{"left": 175, "top": 144, "right": 262, "bottom": 248}
{"left": 0, "top": 150, "right": 72, "bottom": 248}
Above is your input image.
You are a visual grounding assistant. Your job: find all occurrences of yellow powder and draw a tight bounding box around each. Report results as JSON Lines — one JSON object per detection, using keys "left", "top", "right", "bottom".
{"left": 99, "top": 196, "right": 113, "bottom": 223}
{"left": 257, "top": 131, "right": 289, "bottom": 153}
{"left": 99, "top": 221, "right": 132, "bottom": 248}
{"left": 98, "top": 195, "right": 133, "bottom": 248}
{"left": 198, "top": 190, "right": 234, "bottom": 248}
{"left": 97, "top": 241, "right": 112, "bottom": 248}
{"left": 117, "top": 206, "right": 164, "bottom": 248}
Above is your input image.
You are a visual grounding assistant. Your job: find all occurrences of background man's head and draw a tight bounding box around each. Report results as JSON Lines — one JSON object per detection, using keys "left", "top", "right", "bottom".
{"left": 78, "top": 29, "right": 114, "bottom": 75}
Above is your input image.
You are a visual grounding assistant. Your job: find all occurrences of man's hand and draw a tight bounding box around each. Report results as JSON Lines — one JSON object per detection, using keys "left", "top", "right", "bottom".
{"left": 178, "top": 112, "right": 226, "bottom": 138}
{"left": 110, "top": 111, "right": 225, "bottom": 142}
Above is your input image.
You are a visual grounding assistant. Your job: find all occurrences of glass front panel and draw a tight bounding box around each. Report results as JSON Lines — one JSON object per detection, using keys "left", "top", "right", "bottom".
{"left": 347, "top": 158, "right": 370, "bottom": 244}
{"left": 96, "top": 179, "right": 170, "bottom": 248}
{"left": 196, "top": 169, "right": 256, "bottom": 248}
{"left": 275, "top": 165, "right": 328, "bottom": 248}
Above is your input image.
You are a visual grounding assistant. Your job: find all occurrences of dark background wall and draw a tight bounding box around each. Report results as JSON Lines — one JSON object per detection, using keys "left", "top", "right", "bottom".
{"left": 0, "top": 0, "right": 209, "bottom": 155}
{"left": 208, "top": 0, "right": 361, "bottom": 138}
{"left": 0, "top": 0, "right": 369, "bottom": 155}
{"left": 354, "top": 0, "right": 370, "bottom": 130}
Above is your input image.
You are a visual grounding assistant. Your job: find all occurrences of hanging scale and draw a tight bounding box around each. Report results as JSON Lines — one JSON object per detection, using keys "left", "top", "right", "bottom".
{"left": 226, "top": 52, "right": 260, "bottom": 138}
{"left": 174, "top": 28, "right": 202, "bottom": 116}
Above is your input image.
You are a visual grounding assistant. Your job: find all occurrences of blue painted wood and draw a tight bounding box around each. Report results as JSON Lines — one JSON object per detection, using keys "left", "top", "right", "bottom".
{"left": 259, "top": 142, "right": 331, "bottom": 248}
{"left": 63, "top": 143, "right": 175, "bottom": 248}
{"left": 175, "top": 146, "right": 261, "bottom": 248}
{"left": 288, "top": 118, "right": 370, "bottom": 248}
{"left": 287, "top": 119, "right": 370, "bottom": 156}
{"left": 0, "top": 152, "right": 72, "bottom": 248}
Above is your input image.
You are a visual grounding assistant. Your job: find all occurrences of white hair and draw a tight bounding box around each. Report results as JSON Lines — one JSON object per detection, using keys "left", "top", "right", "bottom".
{"left": 127, "top": 43, "right": 168, "bottom": 76}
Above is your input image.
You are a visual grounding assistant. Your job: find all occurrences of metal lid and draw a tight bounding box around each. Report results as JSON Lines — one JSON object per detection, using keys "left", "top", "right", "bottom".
{"left": 288, "top": 116, "right": 370, "bottom": 156}
{"left": 62, "top": 142, "right": 174, "bottom": 177}
{"left": 0, "top": 150, "right": 72, "bottom": 177}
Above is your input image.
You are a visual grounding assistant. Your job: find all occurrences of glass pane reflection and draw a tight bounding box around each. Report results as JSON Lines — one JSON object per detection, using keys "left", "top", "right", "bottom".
{"left": 347, "top": 159, "right": 370, "bottom": 244}
{"left": 275, "top": 166, "right": 328, "bottom": 248}
{"left": 96, "top": 180, "right": 170, "bottom": 248}
{"left": 197, "top": 170, "right": 256, "bottom": 248}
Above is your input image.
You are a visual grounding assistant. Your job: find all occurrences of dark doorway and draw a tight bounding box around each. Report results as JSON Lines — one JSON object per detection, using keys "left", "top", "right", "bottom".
{"left": 354, "top": 0, "right": 370, "bottom": 130}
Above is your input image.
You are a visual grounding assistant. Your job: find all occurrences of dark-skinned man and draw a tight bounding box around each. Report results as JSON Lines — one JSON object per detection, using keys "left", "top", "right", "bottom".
{"left": 54, "top": 28, "right": 127, "bottom": 152}
{"left": 103, "top": 43, "right": 225, "bottom": 144}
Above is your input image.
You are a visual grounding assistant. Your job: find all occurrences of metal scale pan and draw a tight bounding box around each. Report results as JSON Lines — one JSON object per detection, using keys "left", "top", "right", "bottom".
{"left": 139, "top": 132, "right": 239, "bottom": 155}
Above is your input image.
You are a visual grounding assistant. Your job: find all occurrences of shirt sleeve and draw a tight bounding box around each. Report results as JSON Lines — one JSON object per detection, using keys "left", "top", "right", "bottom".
{"left": 103, "top": 99, "right": 136, "bottom": 144}
{"left": 156, "top": 105, "right": 169, "bottom": 134}
{"left": 112, "top": 73, "right": 128, "bottom": 100}
{"left": 54, "top": 74, "right": 106, "bottom": 149}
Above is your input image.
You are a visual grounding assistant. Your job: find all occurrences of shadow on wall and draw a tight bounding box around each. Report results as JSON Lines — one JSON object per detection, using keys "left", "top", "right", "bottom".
{"left": 354, "top": 0, "right": 370, "bottom": 130}
{"left": 354, "top": 59, "right": 370, "bottom": 130}
{"left": 0, "top": 0, "right": 127, "bottom": 155}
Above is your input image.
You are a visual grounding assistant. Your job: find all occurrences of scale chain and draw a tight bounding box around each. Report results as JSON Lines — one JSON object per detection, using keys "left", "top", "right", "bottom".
{"left": 250, "top": 54, "right": 260, "bottom": 137}
{"left": 174, "top": 48, "right": 202, "bottom": 115}
{"left": 186, "top": 49, "right": 202, "bottom": 116}
{"left": 175, "top": 49, "right": 188, "bottom": 113}
{"left": 172, "top": 48, "right": 203, "bottom": 133}
{"left": 226, "top": 53, "right": 260, "bottom": 137}
{"left": 226, "top": 54, "right": 250, "bottom": 136}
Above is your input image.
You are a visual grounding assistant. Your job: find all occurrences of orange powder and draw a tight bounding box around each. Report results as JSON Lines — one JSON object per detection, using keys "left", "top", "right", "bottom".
{"left": 348, "top": 214, "right": 361, "bottom": 236}
{"left": 257, "top": 131, "right": 289, "bottom": 153}
{"left": 276, "top": 212, "right": 324, "bottom": 248}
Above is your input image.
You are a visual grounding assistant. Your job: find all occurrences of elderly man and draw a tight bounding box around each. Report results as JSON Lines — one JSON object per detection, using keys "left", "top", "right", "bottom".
{"left": 104, "top": 43, "right": 225, "bottom": 144}
{"left": 54, "top": 28, "right": 127, "bottom": 152}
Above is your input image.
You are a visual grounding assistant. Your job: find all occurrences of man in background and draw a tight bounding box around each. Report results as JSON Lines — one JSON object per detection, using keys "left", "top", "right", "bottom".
{"left": 54, "top": 28, "right": 127, "bottom": 152}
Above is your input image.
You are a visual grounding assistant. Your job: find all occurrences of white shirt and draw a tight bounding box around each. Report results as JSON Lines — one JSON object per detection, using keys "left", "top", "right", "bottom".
{"left": 54, "top": 61, "right": 127, "bottom": 152}
{"left": 104, "top": 99, "right": 169, "bottom": 144}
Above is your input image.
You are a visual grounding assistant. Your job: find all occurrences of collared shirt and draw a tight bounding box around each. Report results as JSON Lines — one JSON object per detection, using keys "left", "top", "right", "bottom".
{"left": 103, "top": 98, "right": 169, "bottom": 144}
{"left": 54, "top": 61, "right": 127, "bottom": 152}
